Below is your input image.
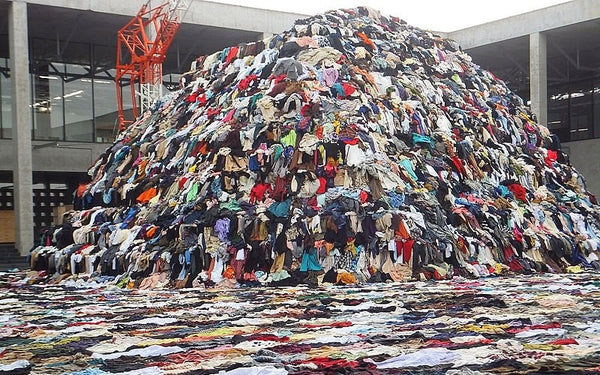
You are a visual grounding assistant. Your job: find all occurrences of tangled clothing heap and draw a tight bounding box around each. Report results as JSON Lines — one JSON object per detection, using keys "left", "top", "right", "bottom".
{"left": 31, "top": 7, "right": 600, "bottom": 288}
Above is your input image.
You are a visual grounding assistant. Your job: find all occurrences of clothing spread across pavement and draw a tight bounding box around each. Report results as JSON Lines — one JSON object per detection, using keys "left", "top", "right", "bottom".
{"left": 1, "top": 273, "right": 600, "bottom": 374}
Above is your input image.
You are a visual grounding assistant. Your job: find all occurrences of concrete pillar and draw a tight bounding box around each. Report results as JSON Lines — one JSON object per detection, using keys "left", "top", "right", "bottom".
{"left": 9, "top": 2, "right": 34, "bottom": 255}
{"left": 529, "top": 32, "right": 547, "bottom": 126}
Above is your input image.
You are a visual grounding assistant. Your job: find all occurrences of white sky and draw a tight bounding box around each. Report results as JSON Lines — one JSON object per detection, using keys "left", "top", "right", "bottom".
{"left": 210, "top": 0, "right": 572, "bottom": 32}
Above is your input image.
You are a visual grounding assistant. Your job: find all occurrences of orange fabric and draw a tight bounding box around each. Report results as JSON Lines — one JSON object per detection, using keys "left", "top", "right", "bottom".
{"left": 137, "top": 187, "right": 157, "bottom": 204}
{"left": 353, "top": 66, "right": 375, "bottom": 85}
{"left": 324, "top": 242, "right": 335, "bottom": 254}
{"left": 76, "top": 183, "right": 88, "bottom": 198}
{"left": 223, "top": 265, "right": 235, "bottom": 279}
{"left": 336, "top": 272, "right": 357, "bottom": 284}
{"left": 395, "top": 219, "right": 410, "bottom": 240}
{"left": 146, "top": 226, "right": 157, "bottom": 238}
{"left": 357, "top": 31, "right": 375, "bottom": 50}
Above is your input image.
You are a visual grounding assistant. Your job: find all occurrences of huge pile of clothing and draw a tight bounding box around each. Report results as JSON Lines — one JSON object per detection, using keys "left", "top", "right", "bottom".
{"left": 29, "top": 7, "right": 600, "bottom": 288}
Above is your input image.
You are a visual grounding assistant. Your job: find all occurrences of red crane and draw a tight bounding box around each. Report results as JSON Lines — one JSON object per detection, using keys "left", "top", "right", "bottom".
{"left": 115, "top": 0, "right": 189, "bottom": 131}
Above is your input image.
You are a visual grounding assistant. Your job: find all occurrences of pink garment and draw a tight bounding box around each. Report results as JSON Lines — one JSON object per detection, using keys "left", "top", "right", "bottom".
{"left": 322, "top": 67, "right": 339, "bottom": 87}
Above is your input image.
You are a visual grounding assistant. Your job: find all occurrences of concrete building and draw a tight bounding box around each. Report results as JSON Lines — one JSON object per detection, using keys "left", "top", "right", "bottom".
{"left": 0, "top": 0, "right": 599, "bottom": 256}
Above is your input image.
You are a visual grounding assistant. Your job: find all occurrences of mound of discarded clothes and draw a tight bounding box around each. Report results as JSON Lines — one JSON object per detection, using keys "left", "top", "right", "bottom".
{"left": 28, "top": 7, "right": 600, "bottom": 289}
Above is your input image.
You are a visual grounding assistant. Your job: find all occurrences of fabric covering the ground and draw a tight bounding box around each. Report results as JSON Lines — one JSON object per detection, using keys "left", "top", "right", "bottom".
{"left": 1, "top": 273, "right": 600, "bottom": 374}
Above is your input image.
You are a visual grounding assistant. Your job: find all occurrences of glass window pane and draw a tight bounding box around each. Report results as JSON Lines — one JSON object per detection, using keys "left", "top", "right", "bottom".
{"left": 594, "top": 81, "right": 600, "bottom": 139}
{"left": 163, "top": 73, "right": 181, "bottom": 92}
{"left": 33, "top": 67, "right": 64, "bottom": 141}
{"left": 548, "top": 82, "right": 570, "bottom": 142}
{"left": 94, "top": 76, "right": 119, "bottom": 143}
{"left": 1, "top": 58, "right": 11, "bottom": 139}
{"left": 64, "top": 64, "right": 93, "bottom": 142}
{"left": 569, "top": 80, "right": 593, "bottom": 141}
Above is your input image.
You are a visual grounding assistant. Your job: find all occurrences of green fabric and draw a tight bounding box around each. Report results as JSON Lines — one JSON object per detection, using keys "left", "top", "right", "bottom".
{"left": 281, "top": 129, "right": 297, "bottom": 147}
{"left": 186, "top": 181, "right": 199, "bottom": 202}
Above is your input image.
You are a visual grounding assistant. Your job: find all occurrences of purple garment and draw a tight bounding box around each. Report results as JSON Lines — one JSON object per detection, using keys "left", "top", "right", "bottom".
{"left": 214, "top": 217, "right": 231, "bottom": 242}
{"left": 322, "top": 67, "right": 339, "bottom": 87}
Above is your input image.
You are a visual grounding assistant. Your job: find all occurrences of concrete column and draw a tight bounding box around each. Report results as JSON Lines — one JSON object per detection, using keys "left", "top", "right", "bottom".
{"left": 9, "top": 2, "right": 34, "bottom": 255}
{"left": 529, "top": 32, "right": 548, "bottom": 126}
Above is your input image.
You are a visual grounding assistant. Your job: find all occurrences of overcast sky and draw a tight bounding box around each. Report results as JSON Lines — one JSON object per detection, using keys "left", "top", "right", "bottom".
{"left": 210, "top": 0, "right": 572, "bottom": 32}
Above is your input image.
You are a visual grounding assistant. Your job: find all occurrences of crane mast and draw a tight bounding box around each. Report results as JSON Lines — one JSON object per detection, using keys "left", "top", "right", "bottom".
{"left": 115, "top": 0, "right": 189, "bottom": 131}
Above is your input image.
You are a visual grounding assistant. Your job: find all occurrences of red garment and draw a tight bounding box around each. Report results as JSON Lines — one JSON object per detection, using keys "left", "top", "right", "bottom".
{"left": 545, "top": 150, "right": 558, "bottom": 166}
{"left": 272, "top": 177, "right": 288, "bottom": 202}
{"left": 451, "top": 156, "right": 465, "bottom": 175}
{"left": 547, "top": 338, "right": 578, "bottom": 345}
{"left": 178, "top": 177, "right": 188, "bottom": 190}
{"left": 316, "top": 177, "right": 327, "bottom": 194}
{"left": 186, "top": 92, "right": 198, "bottom": 103}
{"left": 206, "top": 107, "right": 221, "bottom": 118}
{"left": 272, "top": 74, "right": 287, "bottom": 84}
{"left": 75, "top": 243, "right": 93, "bottom": 254}
{"left": 342, "top": 138, "right": 359, "bottom": 145}
{"left": 341, "top": 83, "right": 356, "bottom": 97}
{"left": 237, "top": 74, "right": 258, "bottom": 91}
{"left": 225, "top": 46, "right": 239, "bottom": 64}
{"left": 503, "top": 246, "right": 524, "bottom": 272}
{"left": 359, "top": 190, "right": 369, "bottom": 203}
{"left": 250, "top": 183, "right": 272, "bottom": 204}
{"left": 507, "top": 322, "right": 561, "bottom": 333}
{"left": 395, "top": 239, "right": 413, "bottom": 263}
{"left": 508, "top": 183, "right": 527, "bottom": 202}
{"left": 307, "top": 196, "right": 319, "bottom": 209}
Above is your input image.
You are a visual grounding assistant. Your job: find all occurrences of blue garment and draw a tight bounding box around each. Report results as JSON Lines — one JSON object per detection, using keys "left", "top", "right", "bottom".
{"left": 268, "top": 199, "right": 291, "bottom": 218}
{"left": 300, "top": 248, "right": 322, "bottom": 272}
{"left": 331, "top": 83, "right": 345, "bottom": 98}
{"left": 388, "top": 191, "right": 405, "bottom": 209}
{"left": 399, "top": 159, "right": 418, "bottom": 182}
{"left": 120, "top": 207, "right": 139, "bottom": 229}
{"left": 495, "top": 185, "right": 510, "bottom": 198}
{"left": 412, "top": 133, "right": 433, "bottom": 147}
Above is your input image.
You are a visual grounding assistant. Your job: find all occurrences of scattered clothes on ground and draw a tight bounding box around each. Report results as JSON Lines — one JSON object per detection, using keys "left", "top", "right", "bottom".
{"left": 1, "top": 273, "right": 600, "bottom": 374}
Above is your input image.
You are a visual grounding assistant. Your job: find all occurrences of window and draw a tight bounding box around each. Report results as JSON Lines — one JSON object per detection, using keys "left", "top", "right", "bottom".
{"left": 569, "top": 80, "right": 593, "bottom": 141}
{"left": 94, "top": 73, "right": 120, "bottom": 143}
{"left": 32, "top": 67, "right": 64, "bottom": 140}
{"left": 548, "top": 77, "right": 598, "bottom": 143}
{"left": 0, "top": 58, "right": 10, "bottom": 139}
{"left": 64, "top": 64, "right": 93, "bottom": 142}
{"left": 548, "top": 82, "right": 570, "bottom": 142}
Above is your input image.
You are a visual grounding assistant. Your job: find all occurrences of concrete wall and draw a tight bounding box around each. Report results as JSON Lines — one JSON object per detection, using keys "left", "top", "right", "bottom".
{"left": 0, "top": 140, "right": 109, "bottom": 173}
{"left": 564, "top": 138, "right": 600, "bottom": 198}
{"left": 448, "top": 0, "right": 600, "bottom": 49}
{"left": 15, "top": 0, "right": 307, "bottom": 35}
